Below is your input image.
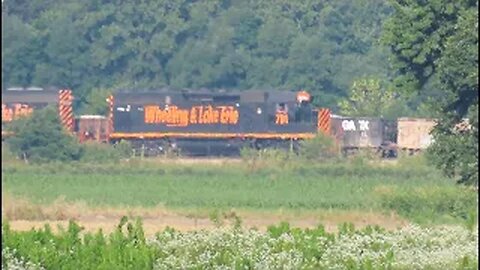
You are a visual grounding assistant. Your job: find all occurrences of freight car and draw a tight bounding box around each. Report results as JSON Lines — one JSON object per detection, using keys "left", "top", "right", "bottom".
{"left": 1, "top": 87, "right": 74, "bottom": 138}
{"left": 108, "top": 89, "right": 330, "bottom": 156}
{"left": 330, "top": 115, "right": 398, "bottom": 157}
{"left": 397, "top": 118, "right": 436, "bottom": 155}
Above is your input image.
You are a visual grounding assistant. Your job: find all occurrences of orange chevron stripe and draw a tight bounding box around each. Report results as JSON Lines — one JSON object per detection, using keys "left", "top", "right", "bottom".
{"left": 317, "top": 108, "right": 330, "bottom": 134}
{"left": 58, "top": 90, "right": 69, "bottom": 101}
{"left": 58, "top": 89, "right": 74, "bottom": 132}
{"left": 108, "top": 95, "right": 114, "bottom": 135}
{"left": 60, "top": 108, "right": 70, "bottom": 116}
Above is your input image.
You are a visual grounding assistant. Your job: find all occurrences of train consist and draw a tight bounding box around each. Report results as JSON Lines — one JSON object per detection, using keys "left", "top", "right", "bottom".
{"left": 2, "top": 87, "right": 438, "bottom": 156}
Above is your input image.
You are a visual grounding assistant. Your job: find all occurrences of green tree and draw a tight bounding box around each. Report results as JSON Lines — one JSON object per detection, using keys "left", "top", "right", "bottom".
{"left": 426, "top": 7, "right": 478, "bottom": 186}
{"left": 1, "top": 13, "right": 41, "bottom": 89}
{"left": 383, "top": 0, "right": 478, "bottom": 185}
{"left": 5, "top": 106, "right": 83, "bottom": 163}
{"left": 2, "top": 0, "right": 395, "bottom": 112}
{"left": 81, "top": 87, "right": 112, "bottom": 115}
{"left": 338, "top": 77, "right": 395, "bottom": 117}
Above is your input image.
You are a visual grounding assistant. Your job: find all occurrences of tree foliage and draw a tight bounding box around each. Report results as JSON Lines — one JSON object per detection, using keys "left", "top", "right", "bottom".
{"left": 383, "top": 0, "right": 478, "bottom": 186}
{"left": 338, "top": 77, "right": 418, "bottom": 119}
{"left": 2, "top": 0, "right": 394, "bottom": 110}
{"left": 338, "top": 78, "right": 395, "bottom": 117}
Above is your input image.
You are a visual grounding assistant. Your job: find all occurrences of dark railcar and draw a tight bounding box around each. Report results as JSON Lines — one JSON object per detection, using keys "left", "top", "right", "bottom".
{"left": 109, "top": 90, "right": 322, "bottom": 155}
{"left": 330, "top": 116, "right": 397, "bottom": 156}
{"left": 2, "top": 87, "right": 74, "bottom": 137}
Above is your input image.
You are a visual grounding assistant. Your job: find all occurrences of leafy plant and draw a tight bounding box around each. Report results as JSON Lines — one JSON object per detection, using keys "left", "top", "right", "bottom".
{"left": 5, "top": 106, "right": 83, "bottom": 163}
{"left": 298, "top": 133, "right": 339, "bottom": 161}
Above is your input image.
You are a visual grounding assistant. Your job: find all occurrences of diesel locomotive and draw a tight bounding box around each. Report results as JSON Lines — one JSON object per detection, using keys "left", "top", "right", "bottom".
{"left": 108, "top": 89, "right": 330, "bottom": 156}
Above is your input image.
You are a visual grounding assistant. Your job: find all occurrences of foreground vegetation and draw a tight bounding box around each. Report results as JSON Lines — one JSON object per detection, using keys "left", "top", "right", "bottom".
{"left": 2, "top": 218, "right": 478, "bottom": 270}
{"left": 2, "top": 150, "right": 477, "bottom": 226}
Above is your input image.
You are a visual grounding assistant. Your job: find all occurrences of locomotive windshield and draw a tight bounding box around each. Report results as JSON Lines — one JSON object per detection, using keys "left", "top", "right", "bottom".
{"left": 295, "top": 101, "right": 313, "bottom": 123}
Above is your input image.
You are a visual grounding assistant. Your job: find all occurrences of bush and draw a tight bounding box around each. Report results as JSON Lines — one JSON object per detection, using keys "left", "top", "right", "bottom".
{"left": 240, "top": 147, "right": 292, "bottom": 173}
{"left": 80, "top": 140, "right": 132, "bottom": 163}
{"left": 113, "top": 140, "right": 133, "bottom": 159}
{"left": 5, "top": 106, "right": 83, "bottom": 163}
{"left": 377, "top": 186, "right": 478, "bottom": 224}
{"left": 297, "top": 133, "right": 339, "bottom": 161}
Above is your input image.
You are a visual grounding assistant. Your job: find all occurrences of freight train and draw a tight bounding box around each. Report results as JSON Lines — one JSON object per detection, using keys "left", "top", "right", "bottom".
{"left": 1, "top": 87, "right": 439, "bottom": 157}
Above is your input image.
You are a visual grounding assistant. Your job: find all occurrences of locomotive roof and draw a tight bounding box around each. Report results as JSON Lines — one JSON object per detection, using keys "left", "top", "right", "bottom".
{"left": 113, "top": 89, "right": 299, "bottom": 103}
{"left": 1, "top": 87, "right": 63, "bottom": 103}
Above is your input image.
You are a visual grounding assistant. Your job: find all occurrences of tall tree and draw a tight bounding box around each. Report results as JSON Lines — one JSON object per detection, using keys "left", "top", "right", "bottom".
{"left": 2, "top": 0, "right": 394, "bottom": 112}
{"left": 383, "top": 0, "right": 478, "bottom": 185}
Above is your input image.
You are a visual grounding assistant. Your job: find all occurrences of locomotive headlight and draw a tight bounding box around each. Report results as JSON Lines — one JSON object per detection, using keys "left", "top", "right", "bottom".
{"left": 235, "top": 103, "right": 240, "bottom": 107}
{"left": 257, "top": 108, "right": 262, "bottom": 114}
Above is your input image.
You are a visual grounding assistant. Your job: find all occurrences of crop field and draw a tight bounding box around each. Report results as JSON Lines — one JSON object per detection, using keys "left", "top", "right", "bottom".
{"left": 2, "top": 154, "right": 478, "bottom": 269}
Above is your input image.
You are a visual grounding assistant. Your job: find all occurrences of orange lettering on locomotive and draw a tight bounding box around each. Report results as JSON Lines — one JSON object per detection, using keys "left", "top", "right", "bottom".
{"left": 190, "top": 107, "right": 198, "bottom": 124}
{"left": 2, "top": 104, "right": 13, "bottom": 122}
{"left": 14, "top": 104, "right": 33, "bottom": 118}
{"left": 144, "top": 105, "right": 157, "bottom": 124}
{"left": 2, "top": 103, "right": 33, "bottom": 122}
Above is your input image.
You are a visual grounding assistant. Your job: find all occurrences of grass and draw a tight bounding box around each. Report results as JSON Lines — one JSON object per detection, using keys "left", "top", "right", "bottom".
{"left": 2, "top": 159, "right": 449, "bottom": 209}
{"left": 2, "top": 154, "right": 477, "bottom": 225}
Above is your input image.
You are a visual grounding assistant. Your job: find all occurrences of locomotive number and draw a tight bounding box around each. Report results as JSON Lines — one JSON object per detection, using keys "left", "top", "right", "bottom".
{"left": 275, "top": 112, "right": 289, "bottom": 125}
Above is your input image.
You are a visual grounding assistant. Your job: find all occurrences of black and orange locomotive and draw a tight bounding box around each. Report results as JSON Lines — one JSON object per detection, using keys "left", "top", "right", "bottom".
{"left": 108, "top": 89, "right": 329, "bottom": 156}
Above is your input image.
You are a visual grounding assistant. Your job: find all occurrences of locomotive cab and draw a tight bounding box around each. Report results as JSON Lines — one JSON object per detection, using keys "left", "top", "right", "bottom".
{"left": 294, "top": 91, "right": 314, "bottom": 123}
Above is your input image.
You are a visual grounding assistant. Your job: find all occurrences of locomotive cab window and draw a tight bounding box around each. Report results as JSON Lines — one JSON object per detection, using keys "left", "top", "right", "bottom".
{"left": 295, "top": 101, "right": 312, "bottom": 123}
{"left": 276, "top": 103, "right": 288, "bottom": 113}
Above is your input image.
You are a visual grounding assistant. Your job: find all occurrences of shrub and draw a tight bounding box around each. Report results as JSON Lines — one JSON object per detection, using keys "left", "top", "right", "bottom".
{"left": 80, "top": 140, "right": 132, "bottom": 163}
{"left": 297, "top": 133, "right": 339, "bottom": 161}
{"left": 378, "top": 186, "right": 478, "bottom": 224}
{"left": 5, "top": 106, "right": 83, "bottom": 163}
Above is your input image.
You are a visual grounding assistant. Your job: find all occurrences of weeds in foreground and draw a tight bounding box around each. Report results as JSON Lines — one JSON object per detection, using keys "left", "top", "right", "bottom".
{"left": 2, "top": 218, "right": 478, "bottom": 270}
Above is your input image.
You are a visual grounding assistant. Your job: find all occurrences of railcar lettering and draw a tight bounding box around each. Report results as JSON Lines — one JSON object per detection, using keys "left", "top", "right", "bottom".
{"left": 2, "top": 103, "right": 34, "bottom": 122}
{"left": 358, "top": 120, "right": 370, "bottom": 131}
{"left": 342, "top": 120, "right": 356, "bottom": 131}
{"left": 144, "top": 105, "right": 239, "bottom": 126}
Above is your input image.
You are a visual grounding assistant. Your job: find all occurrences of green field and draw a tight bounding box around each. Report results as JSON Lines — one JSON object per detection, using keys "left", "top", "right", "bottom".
{"left": 2, "top": 155, "right": 477, "bottom": 225}
{"left": 2, "top": 155, "right": 478, "bottom": 269}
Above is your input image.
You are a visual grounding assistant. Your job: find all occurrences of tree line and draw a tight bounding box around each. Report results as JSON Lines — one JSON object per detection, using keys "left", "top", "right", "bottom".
{"left": 3, "top": 0, "right": 400, "bottom": 112}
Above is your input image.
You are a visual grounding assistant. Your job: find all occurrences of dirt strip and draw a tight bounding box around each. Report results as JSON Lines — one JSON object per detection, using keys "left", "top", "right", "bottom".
{"left": 3, "top": 209, "right": 408, "bottom": 236}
